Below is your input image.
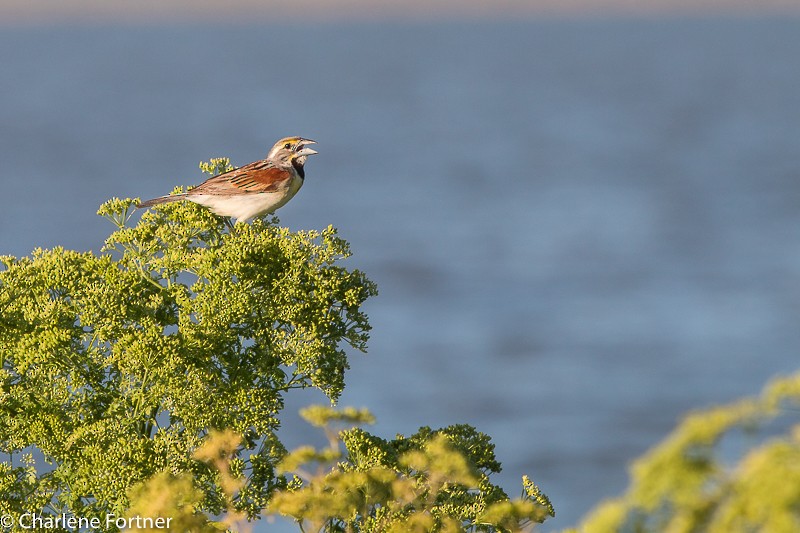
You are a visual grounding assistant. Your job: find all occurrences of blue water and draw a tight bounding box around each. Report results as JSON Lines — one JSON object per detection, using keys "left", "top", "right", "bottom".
{"left": 1, "top": 17, "right": 799, "bottom": 530}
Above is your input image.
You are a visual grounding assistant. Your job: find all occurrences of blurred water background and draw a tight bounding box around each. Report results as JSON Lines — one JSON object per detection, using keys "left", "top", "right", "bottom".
{"left": 1, "top": 16, "right": 799, "bottom": 531}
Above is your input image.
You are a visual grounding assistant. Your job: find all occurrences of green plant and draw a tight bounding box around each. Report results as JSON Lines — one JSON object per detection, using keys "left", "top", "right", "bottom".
{"left": 0, "top": 160, "right": 375, "bottom": 523}
{"left": 126, "top": 406, "right": 554, "bottom": 533}
{"left": 0, "top": 159, "right": 553, "bottom": 531}
{"left": 568, "top": 372, "right": 800, "bottom": 533}
{"left": 268, "top": 406, "right": 554, "bottom": 532}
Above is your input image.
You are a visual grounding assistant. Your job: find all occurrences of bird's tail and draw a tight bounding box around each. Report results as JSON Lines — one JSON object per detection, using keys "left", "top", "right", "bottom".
{"left": 137, "top": 194, "right": 187, "bottom": 209}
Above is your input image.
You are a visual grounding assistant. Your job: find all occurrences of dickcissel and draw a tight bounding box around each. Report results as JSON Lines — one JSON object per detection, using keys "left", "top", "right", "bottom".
{"left": 138, "top": 136, "right": 317, "bottom": 222}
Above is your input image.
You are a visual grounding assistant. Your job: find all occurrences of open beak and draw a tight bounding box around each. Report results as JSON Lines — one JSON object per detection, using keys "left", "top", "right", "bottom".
{"left": 295, "top": 139, "right": 318, "bottom": 157}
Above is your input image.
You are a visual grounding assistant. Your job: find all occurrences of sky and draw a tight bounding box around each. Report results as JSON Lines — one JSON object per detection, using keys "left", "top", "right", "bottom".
{"left": 1, "top": 0, "right": 798, "bottom": 24}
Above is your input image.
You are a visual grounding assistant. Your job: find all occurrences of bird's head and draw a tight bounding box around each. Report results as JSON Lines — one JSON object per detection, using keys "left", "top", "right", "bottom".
{"left": 267, "top": 136, "right": 318, "bottom": 167}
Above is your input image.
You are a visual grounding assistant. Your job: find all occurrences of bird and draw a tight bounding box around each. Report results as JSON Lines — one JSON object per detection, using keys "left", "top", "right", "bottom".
{"left": 138, "top": 136, "right": 318, "bottom": 222}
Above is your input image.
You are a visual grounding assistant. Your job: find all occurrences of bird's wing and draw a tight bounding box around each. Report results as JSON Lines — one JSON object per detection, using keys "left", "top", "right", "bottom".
{"left": 190, "top": 160, "right": 293, "bottom": 195}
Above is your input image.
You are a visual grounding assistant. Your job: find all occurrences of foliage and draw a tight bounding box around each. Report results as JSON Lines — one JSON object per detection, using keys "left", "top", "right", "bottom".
{"left": 568, "top": 371, "right": 800, "bottom": 533}
{"left": 0, "top": 160, "right": 376, "bottom": 526}
{"left": 273, "top": 406, "right": 553, "bottom": 532}
{"left": 126, "top": 430, "right": 247, "bottom": 532}
{"left": 0, "top": 159, "right": 554, "bottom": 532}
{"left": 127, "top": 406, "right": 554, "bottom": 532}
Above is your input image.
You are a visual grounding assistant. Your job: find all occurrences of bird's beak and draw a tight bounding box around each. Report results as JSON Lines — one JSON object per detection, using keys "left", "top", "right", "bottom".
{"left": 295, "top": 139, "right": 318, "bottom": 157}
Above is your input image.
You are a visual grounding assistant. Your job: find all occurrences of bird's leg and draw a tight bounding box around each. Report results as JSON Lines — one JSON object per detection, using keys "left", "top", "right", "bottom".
{"left": 224, "top": 217, "right": 235, "bottom": 232}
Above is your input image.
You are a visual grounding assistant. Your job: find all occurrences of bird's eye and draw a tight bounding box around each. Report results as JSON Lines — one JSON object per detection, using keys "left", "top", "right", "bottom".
{"left": 284, "top": 143, "right": 291, "bottom": 149}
